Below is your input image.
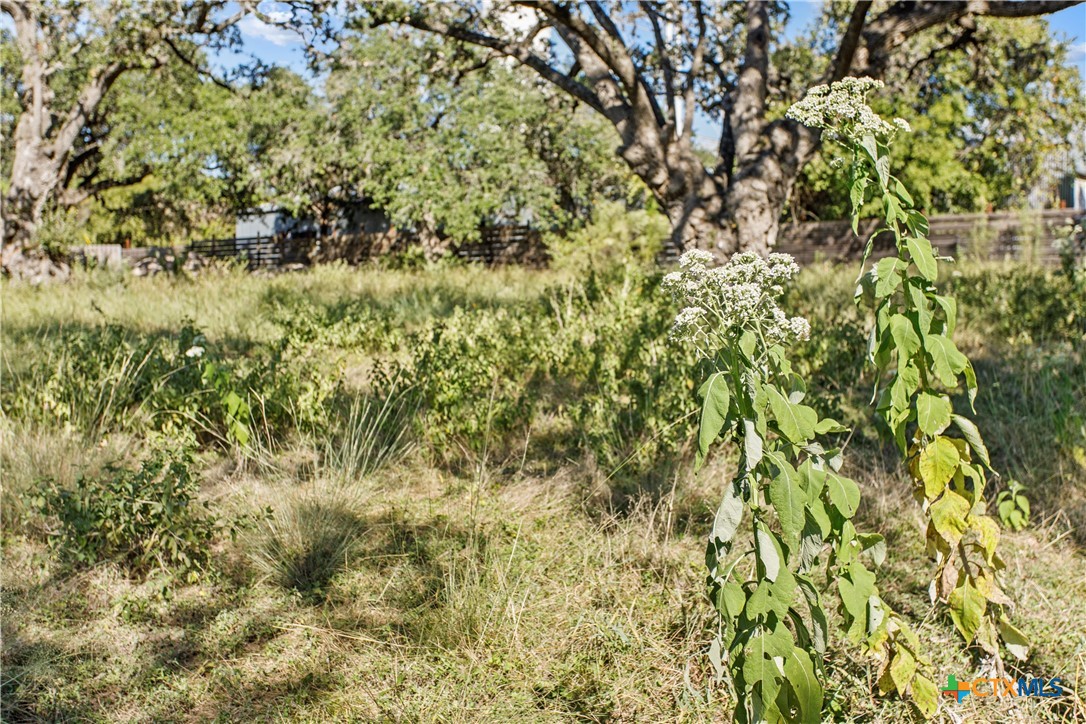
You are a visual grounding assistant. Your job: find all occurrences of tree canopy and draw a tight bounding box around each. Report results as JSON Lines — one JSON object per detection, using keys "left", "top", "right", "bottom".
{"left": 2, "top": 0, "right": 1083, "bottom": 259}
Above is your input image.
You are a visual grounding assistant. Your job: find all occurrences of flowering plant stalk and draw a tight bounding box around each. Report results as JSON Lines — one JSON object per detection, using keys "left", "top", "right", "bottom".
{"left": 788, "top": 78, "right": 1028, "bottom": 672}
{"left": 665, "top": 251, "right": 937, "bottom": 722}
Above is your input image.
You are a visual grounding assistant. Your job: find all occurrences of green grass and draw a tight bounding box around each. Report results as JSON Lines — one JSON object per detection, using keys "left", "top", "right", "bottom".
{"left": 2, "top": 260, "right": 1084, "bottom": 722}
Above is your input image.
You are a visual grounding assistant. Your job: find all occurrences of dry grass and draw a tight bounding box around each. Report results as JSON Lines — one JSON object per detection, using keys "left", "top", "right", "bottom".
{"left": 3, "top": 262, "right": 1084, "bottom": 722}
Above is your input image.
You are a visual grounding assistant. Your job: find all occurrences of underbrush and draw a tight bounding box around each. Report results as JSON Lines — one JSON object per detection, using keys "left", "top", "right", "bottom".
{"left": 2, "top": 259, "right": 1083, "bottom": 721}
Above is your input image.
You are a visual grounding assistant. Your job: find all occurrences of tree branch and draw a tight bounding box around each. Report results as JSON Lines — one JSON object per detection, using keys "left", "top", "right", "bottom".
{"left": 644, "top": 3, "right": 677, "bottom": 128}
{"left": 730, "top": 0, "right": 771, "bottom": 163}
{"left": 861, "top": 0, "right": 1082, "bottom": 75}
{"left": 391, "top": 8, "right": 609, "bottom": 118}
{"left": 830, "top": 1, "right": 872, "bottom": 82}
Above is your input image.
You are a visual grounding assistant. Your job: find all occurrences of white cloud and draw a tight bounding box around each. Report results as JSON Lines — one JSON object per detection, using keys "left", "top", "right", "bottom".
{"left": 1071, "top": 41, "right": 1086, "bottom": 61}
{"left": 239, "top": 14, "right": 298, "bottom": 47}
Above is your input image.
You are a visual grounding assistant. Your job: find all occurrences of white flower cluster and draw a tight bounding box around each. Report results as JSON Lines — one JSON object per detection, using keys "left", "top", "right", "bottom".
{"left": 785, "top": 77, "right": 910, "bottom": 145}
{"left": 662, "top": 250, "right": 809, "bottom": 356}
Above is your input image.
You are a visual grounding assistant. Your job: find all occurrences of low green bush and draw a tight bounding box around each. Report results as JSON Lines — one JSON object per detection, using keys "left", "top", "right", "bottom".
{"left": 30, "top": 441, "right": 235, "bottom": 581}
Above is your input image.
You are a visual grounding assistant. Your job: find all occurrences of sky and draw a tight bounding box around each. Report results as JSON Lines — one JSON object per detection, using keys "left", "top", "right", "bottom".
{"left": 232, "top": 1, "right": 1086, "bottom": 88}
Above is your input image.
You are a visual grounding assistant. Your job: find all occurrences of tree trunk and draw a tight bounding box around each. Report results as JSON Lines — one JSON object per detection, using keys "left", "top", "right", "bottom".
{"left": 3, "top": 125, "right": 65, "bottom": 246}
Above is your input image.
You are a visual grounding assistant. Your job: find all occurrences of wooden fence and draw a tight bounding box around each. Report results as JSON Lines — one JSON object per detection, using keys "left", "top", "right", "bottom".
{"left": 775, "top": 208, "right": 1079, "bottom": 265}
{"left": 180, "top": 225, "right": 550, "bottom": 269}
{"left": 95, "top": 208, "right": 1081, "bottom": 271}
{"left": 189, "top": 234, "right": 314, "bottom": 268}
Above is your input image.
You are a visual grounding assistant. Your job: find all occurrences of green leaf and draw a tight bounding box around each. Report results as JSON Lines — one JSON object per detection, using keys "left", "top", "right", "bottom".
{"left": 933, "top": 294, "right": 957, "bottom": 335}
{"left": 746, "top": 580, "right": 773, "bottom": 619}
{"left": 916, "top": 393, "right": 952, "bottom": 436}
{"left": 926, "top": 334, "right": 968, "bottom": 388}
{"left": 906, "top": 210, "right": 930, "bottom": 238}
{"left": 696, "top": 373, "right": 731, "bottom": 471}
{"left": 906, "top": 283, "right": 933, "bottom": 336}
{"left": 814, "top": 418, "right": 847, "bottom": 434}
{"left": 755, "top": 525, "right": 781, "bottom": 582}
{"left": 720, "top": 580, "right": 746, "bottom": 620}
{"left": 711, "top": 481, "right": 744, "bottom": 546}
{"left": 858, "top": 134, "right": 879, "bottom": 165}
{"left": 850, "top": 177, "right": 866, "bottom": 223}
{"left": 825, "top": 472, "right": 860, "bottom": 517}
{"left": 858, "top": 533, "right": 887, "bottom": 567}
{"left": 797, "top": 575, "right": 829, "bottom": 655}
{"left": 963, "top": 360, "right": 978, "bottom": 410}
{"left": 889, "top": 313, "right": 921, "bottom": 360}
{"left": 765, "top": 386, "right": 817, "bottom": 444}
{"left": 838, "top": 562, "right": 876, "bottom": 638}
{"left": 891, "top": 177, "right": 914, "bottom": 206}
{"left": 951, "top": 414, "right": 990, "bottom": 468}
{"left": 874, "top": 257, "right": 903, "bottom": 298}
{"left": 782, "top": 647, "right": 823, "bottom": 723}
{"left": 875, "top": 155, "right": 891, "bottom": 190}
{"left": 798, "top": 511, "right": 826, "bottom": 571}
{"left": 743, "top": 418, "right": 763, "bottom": 472}
{"left": 742, "top": 628, "right": 789, "bottom": 719}
{"left": 948, "top": 579, "right": 987, "bottom": 643}
{"left": 770, "top": 470, "right": 806, "bottom": 548}
{"left": 919, "top": 436, "right": 960, "bottom": 498}
{"left": 905, "top": 236, "right": 938, "bottom": 281}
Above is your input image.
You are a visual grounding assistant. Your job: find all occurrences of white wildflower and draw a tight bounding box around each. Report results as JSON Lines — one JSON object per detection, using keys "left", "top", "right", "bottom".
{"left": 663, "top": 250, "right": 809, "bottom": 357}
{"left": 185, "top": 345, "right": 205, "bottom": 358}
{"left": 892, "top": 118, "right": 912, "bottom": 133}
{"left": 679, "top": 249, "right": 714, "bottom": 269}
{"left": 786, "top": 76, "right": 906, "bottom": 146}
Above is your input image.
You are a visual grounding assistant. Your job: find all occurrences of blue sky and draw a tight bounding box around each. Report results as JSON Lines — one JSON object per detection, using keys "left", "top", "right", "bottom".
{"left": 233, "top": 1, "right": 1086, "bottom": 87}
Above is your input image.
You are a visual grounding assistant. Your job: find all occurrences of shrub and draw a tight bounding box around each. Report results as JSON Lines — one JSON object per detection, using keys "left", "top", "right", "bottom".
{"left": 546, "top": 199, "right": 668, "bottom": 273}
{"left": 557, "top": 268, "right": 700, "bottom": 488}
{"left": 31, "top": 442, "right": 230, "bottom": 581}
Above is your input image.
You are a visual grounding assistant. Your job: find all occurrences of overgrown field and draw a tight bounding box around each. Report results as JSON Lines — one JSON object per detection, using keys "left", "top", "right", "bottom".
{"left": 2, "top": 259, "right": 1085, "bottom": 722}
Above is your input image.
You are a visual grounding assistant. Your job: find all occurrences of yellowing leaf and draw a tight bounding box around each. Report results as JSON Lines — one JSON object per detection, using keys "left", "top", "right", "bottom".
{"left": 912, "top": 674, "right": 939, "bottom": 718}
{"left": 918, "top": 436, "right": 960, "bottom": 499}
{"left": 948, "top": 579, "right": 987, "bottom": 643}
{"left": 999, "top": 618, "right": 1030, "bottom": 661}
{"left": 929, "top": 490, "right": 970, "bottom": 547}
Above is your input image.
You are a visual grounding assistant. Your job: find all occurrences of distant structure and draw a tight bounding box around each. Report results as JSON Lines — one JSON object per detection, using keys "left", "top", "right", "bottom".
{"left": 1058, "top": 172, "right": 1086, "bottom": 211}
{"left": 234, "top": 202, "right": 391, "bottom": 239}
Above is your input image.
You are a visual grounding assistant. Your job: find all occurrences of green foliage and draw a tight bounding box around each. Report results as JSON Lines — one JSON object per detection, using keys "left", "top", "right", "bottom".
{"left": 793, "top": 78, "right": 1024, "bottom": 668}
{"left": 30, "top": 442, "right": 230, "bottom": 581}
{"left": 787, "top": 17, "right": 1085, "bottom": 220}
{"left": 665, "top": 252, "right": 933, "bottom": 721}
{"left": 560, "top": 269, "right": 698, "bottom": 486}
{"left": 995, "top": 480, "right": 1031, "bottom": 532}
{"left": 950, "top": 264, "right": 1086, "bottom": 345}
{"left": 546, "top": 199, "right": 669, "bottom": 273}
